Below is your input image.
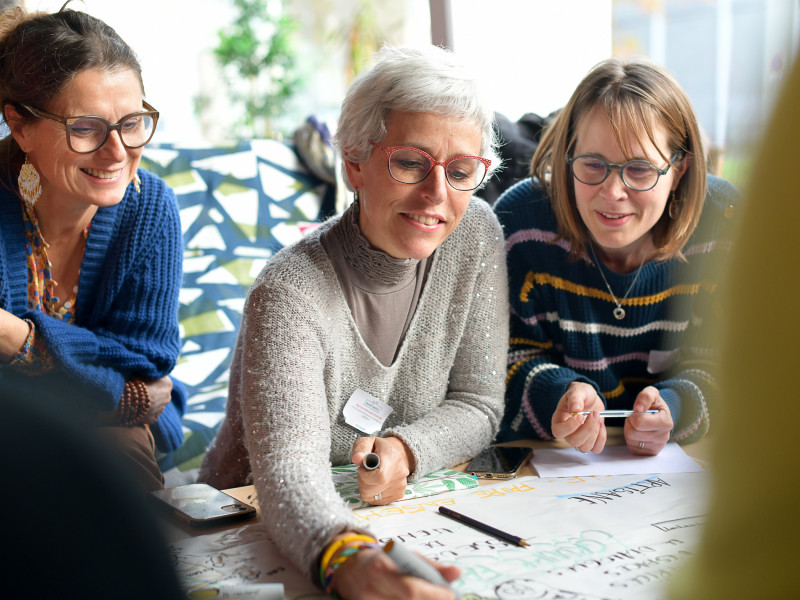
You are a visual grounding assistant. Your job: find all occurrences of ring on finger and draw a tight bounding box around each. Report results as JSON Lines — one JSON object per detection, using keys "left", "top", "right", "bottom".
{"left": 638, "top": 441, "right": 645, "bottom": 450}
{"left": 374, "top": 492, "right": 382, "bottom": 501}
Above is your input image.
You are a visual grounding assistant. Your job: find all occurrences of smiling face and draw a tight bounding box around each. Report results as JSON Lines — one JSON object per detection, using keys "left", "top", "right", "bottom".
{"left": 344, "top": 110, "right": 482, "bottom": 260}
{"left": 13, "top": 67, "right": 146, "bottom": 212}
{"left": 572, "top": 104, "right": 686, "bottom": 271}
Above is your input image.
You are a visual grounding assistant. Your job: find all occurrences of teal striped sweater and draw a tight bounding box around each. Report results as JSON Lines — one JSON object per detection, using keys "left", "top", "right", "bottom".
{"left": 493, "top": 175, "right": 739, "bottom": 443}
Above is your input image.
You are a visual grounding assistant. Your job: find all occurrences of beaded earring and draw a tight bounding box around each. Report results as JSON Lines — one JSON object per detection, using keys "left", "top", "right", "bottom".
{"left": 18, "top": 154, "right": 42, "bottom": 207}
{"left": 133, "top": 173, "right": 141, "bottom": 194}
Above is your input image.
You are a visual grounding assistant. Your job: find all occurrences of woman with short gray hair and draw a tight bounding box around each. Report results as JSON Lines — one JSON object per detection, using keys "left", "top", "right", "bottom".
{"left": 201, "top": 44, "right": 507, "bottom": 598}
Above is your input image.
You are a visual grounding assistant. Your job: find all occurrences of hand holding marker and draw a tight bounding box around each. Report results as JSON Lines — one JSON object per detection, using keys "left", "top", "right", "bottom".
{"left": 361, "top": 453, "right": 461, "bottom": 596}
{"left": 362, "top": 452, "right": 380, "bottom": 470}
{"left": 383, "top": 540, "right": 461, "bottom": 600}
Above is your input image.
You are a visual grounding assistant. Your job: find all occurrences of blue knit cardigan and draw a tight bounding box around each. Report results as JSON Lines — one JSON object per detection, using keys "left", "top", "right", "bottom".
{"left": 0, "top": 169, "right": 186, "bottom": 451}
{"left": 493, "top": 175, "right": 739, "bottom": 444}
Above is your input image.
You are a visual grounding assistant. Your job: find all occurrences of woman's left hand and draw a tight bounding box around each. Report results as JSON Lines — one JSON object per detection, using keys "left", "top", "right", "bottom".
{"left": 352, "top": 436, "right": 413, "bottom": 505}
{"left": 624, "top": 386, "right": 674, "bottom": 455}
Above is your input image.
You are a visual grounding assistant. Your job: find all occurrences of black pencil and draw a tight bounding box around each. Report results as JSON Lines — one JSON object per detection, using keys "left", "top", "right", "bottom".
{"left": 438, "top": 506, "right": 529, "bottom": 547}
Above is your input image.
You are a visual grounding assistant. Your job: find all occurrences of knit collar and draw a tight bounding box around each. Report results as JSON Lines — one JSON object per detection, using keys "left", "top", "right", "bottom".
{"left": 334, "top": 201, "right": 420, "bottom": 286}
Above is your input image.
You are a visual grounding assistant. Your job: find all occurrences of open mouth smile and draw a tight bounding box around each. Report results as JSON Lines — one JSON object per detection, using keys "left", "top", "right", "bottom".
{"left": 405, "top": 213, "right": 443, "bottom": 226}
{"left": 82, "top": 168, "right": 121, "bottom": 180}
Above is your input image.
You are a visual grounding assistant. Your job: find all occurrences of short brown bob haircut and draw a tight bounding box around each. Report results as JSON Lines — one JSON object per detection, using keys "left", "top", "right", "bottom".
{"left": 530, "top": 57, "right": 706, "bottom": 262}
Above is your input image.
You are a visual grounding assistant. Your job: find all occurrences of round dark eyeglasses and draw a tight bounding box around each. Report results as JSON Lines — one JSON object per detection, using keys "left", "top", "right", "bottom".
{"left": 20, "top": 101, "right": 159, "bottom": 154}
{"left": 566, "top": 152, "right": 680, "bottom": 192}
{"left": 370, "top": 141, "right": 491, "bottom": 192}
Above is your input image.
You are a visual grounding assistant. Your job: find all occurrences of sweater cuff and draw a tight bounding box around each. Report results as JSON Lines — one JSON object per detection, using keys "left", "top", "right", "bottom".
{"left": 655, "top": 386, "right": 682, "bottom": 432}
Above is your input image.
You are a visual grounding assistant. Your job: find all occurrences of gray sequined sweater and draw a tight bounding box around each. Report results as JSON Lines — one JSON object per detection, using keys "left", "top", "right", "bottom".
{"left": 204, "top": 198, "right": 508, "bottom": 579}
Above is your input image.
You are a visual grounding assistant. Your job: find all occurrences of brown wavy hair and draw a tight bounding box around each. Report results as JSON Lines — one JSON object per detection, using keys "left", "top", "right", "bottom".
{"left": 0, "top": 3, "right": 144, "bottom": 183}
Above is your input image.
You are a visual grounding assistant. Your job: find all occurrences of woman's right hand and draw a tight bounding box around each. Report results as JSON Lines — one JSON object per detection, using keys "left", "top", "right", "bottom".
{"left": 352, "top": 436, "right": 413, "bottom": 505}
{"left": 551, "top": 381, "right": 607, "bottom": 453}
{"left": 0, "top": 308, "right": 31, "bottom": 362}
{"left": 332, "top": 545, "right": 460, "bottom": 600}
{"left": 141, "top": 376, "right": 172, "bottom": 425}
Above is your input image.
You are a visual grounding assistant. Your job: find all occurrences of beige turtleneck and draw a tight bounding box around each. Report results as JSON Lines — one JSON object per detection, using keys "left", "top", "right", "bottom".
{"left": 320, "top": 203, "right": 430, "bottom": 366}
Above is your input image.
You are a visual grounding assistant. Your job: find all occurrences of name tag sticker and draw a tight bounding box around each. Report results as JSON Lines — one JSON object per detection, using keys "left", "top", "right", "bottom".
{"left": 343, "top": 388, "right": 393, "bottom": 434}
{"left": 647, "top": 348, "right": 680, "bottom": 374}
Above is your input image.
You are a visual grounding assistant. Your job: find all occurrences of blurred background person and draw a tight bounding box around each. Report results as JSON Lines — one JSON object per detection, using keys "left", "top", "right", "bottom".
{"left": 669, "top": 51, "right": 800, "bottom": 599}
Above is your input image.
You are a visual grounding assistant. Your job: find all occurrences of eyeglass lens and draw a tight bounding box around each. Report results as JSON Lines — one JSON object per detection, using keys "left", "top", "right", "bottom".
{"left": 388, "top": 148, "right": 487, "bottom": 191}
{"left": 68, "top": 114, "right": 156, "bottom": 153}
{"left": 570, "top": 155, "right": 662, "bottom": 191}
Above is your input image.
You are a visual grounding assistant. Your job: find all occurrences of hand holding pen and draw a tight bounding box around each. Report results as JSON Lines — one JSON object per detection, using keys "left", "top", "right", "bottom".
{"left": 331, "top": 537, "right": 460, "bottom": 600}
{"left": 351, "top": 436, "right": 412, "bottom": 505}
{"left": 553, "top": 382, "right": 675, "bottom": 456}
{"left": 623, "top": 386, "right": 674, "bottom": 456}
{"left": 551, "top": 381, "right": 609, "bottom": 454}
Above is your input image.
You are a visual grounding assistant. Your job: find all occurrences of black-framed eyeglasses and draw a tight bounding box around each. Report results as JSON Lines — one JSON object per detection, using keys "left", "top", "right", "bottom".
{"left": 370, "top": 141, "right": 491, "bottom": 192}
{"left": 566, "top": 152, "right": 680, "bottom": 192}
{"left": 19, "top": 101, "right": 159, "bottom": 154}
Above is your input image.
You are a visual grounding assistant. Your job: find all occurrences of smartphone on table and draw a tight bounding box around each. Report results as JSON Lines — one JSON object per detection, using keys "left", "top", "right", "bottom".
{"left": 149, "top": 483, "right": 256, "bottom": 527}
{"left": 466, "top": 446, "right": 532, "bottom": 479}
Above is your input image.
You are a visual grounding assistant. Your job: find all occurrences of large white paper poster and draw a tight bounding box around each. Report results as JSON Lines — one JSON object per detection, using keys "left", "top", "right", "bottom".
{"left": 352, "top": 472, "right": 708, "bottom": 599}
{"left": 171, "top": 471, "right": 709, "bottom": 599}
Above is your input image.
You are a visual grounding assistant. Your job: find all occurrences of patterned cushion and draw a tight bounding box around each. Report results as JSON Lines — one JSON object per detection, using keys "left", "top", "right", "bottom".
{"left": 140, "top": 140, "right": 331, "bottom": 475}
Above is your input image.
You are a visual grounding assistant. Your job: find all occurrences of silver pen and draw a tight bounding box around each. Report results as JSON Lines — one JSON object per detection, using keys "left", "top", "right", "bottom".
{"left": 571, "top": 409, "right": 660, "bottom": 417}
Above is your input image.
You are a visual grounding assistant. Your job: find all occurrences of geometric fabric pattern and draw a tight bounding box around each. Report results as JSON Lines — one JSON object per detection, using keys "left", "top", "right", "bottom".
{"left": 140, "top": 140, "right": 331, "bottom": 474}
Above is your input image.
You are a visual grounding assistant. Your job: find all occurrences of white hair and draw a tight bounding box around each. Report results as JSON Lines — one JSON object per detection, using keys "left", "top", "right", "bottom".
{"left": 334, "top": 44, "right": 500, "bottom": 191}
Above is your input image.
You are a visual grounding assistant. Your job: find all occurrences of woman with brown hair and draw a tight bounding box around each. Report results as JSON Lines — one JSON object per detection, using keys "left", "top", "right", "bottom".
{"left": 494, "top": 57, "right": 739, "bottom": 456}
{"left": 0, "top": 4, "right": 185, "bottom": 490}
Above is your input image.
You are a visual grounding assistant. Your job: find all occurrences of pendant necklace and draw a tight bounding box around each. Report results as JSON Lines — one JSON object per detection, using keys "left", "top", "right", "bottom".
{"left": 588, "top": 244, "right": 645, "bottom": 320}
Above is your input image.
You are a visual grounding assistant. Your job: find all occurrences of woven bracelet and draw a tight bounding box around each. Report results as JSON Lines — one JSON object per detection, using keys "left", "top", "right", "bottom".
{"left": 318, "top": 533, "right": 377, "bottom": 583}
{"left": 323, "top": 541, "right": 382, "bottom": 595}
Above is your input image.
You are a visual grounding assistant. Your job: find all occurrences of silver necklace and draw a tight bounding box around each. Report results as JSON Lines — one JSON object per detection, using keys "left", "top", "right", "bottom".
{"left": 588, "top": 244, "right": 645, "bottom": 320}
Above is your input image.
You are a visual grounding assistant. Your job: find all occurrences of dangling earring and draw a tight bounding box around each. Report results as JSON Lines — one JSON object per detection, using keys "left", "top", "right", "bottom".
{"left": 668, "top": 191, "right": 678, "bottom": 219}
{"left": 353, "top": 189, "right": 360, "bottom": 206}
{"left": 133, "top": 173, "right": 141, "bottom": 194}
{"left": 18, "top": 154, "right": 42, "bottom": 207}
